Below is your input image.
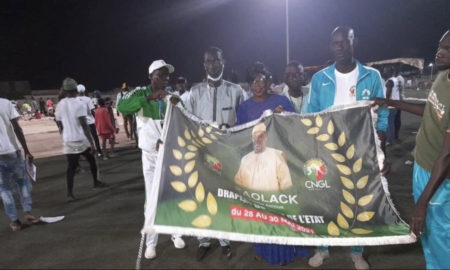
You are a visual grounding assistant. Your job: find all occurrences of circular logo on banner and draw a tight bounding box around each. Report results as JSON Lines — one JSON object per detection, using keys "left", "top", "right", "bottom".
{"left": 304, "top": 159, "right": 327, "bottom": 181}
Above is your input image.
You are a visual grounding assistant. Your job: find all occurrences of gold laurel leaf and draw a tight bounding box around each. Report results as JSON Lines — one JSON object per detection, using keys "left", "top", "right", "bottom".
{"left": 342, "top": 189, "right": 356, "bottom": 205}
{"left": 307, "top": 127, "right": 320, "bottom": 135}
{"left": 178, "top": 200, "right": 197, "bottom": 212}
{"left": 340, "top": 176, "right": 355, "bottom": 190}
{"left": 346, "top": 145, "right": 355, "bottom": 159}
{"left": 169, "top": 166, "right": 182, "bottom": 176}
{"left": 172, "top": 149, "right": 182, "bottom": 160}
{"left": 188, "top": 171, "right": 198, "bottom": 188}
{"left": 340, "top": 202, "right": 354, "bottom": 219}
{"left": 210, "top": 134, "right": 218, "bottom": 140}
{"left": 195, "top": 139, "right": 206, "bottom": 146}
{"left": 184, "top": 129, "right": 191, "bottom": 140}
{"left": 351, "top": 228, "right": 373, "bottom": 234}
{"left": 357, "top": 175, "right": 369, "bottom": 189}
{"left": 184, "top": 160, "right": 196, "bottom": 174}
{"left": 191, "top": 140, "right": 201, "bottom": 148}
{"left": 327, "top": 221, "right": 340, "bottom": 236}
{"left": 207, "top": 192, "right": 218, "bottom": 216}
{"left": 316, "top": 134, "right": 330, "bottom": 141}
{"left": 301, "top": 119, "right": 312, "bottom": 126}
{"left": 357, "top": 211, "right": 375, "bottom": 222}
{"left": 187, "top": 145, "right": 198, "bottom": 152}
{"left": 332, "top": 153, "right": 346, "bottom": 163}
{"left": 325, "top": 143, "right": 339, "bottom": 150}
{"left": 338, "top": 132, "right": 346, "bottom": 146}
{"left": 206, "top": 126, "right": 213, "bottom": 133}
{"left": 191, "top": 215, "right": 212, "bottom": 228}
{"left": 171, "top": 181, "right": 187, "bottom": 192}
{"left": 201, "top": 137, "right": 213, "bottom": 144}
{"left": 358, "top": 194, "right": 374, "bottom": 206}
{"left": 214, "top": 131, "right": 222, "bottom": 135}
{"left": 327, "top": 120, "right": 334, "bottom": 135}
{"left": 190, "top": 130, "right": 197, "bottom": 139}
{"left": 353, "top": 158, "right": 362, "bottom": 173}
{"left": 315, "top": 115, "right": 323, "bottom": 127}
{"left": 184, "top": 152, "right": 196, "bottom": 160}
{"left": 337, "top": 213, "right": 349, "bottom": 229}
{"left": 336, "top": 164, "right": 351, "bottom": 175}
{"left": 177, "top": 136, "right": 186, "bottom": 147}
{"left": 198, "top": 128, "right": 204, "bottom": 137}
{"left": 195, "top": 182, "right": 205, "bottom": 202}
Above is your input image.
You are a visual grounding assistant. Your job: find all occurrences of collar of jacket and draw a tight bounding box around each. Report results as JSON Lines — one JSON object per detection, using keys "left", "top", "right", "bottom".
{"left": 322, "top": 59, "right": 371, "bottom": 86}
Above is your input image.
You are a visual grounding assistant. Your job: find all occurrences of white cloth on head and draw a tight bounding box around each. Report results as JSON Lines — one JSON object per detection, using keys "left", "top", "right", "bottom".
{"left": 0, "top": 98, "right": 21, "bottom": 155}
{"left": 55, "top": 97, "right": 90, "bottom": 154}
{"left": 77, "top": 96, "right": 95, "bottom": 125}
{"left": 333, "top": 66, "right": 358, "bottom": 106}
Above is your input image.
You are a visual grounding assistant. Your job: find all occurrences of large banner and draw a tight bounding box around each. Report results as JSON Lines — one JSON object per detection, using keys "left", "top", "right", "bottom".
{"left": 147, "top": 102, "right": 415, "bottom": 246}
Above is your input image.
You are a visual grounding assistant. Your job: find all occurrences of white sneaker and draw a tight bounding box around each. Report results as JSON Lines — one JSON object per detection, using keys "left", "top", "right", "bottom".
{"left": 144, "top": 246, "right": 156, "bottom": 259}
{"left": 171, "top": 236, "right": 185, "bottom": 249}
{"left": 308, "top": 250, "right": 330, "bottom": 267}
{"left": 350, "top": 253, "right": 369, "bottom": 270}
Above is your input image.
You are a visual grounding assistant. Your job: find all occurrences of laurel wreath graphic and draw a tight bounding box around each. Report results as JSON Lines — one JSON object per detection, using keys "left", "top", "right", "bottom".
{"left": 301, "top": 115, "right": 375, "bottom": 236}
{"left": 168, "top": 125, "right": 222, "bottom": 228}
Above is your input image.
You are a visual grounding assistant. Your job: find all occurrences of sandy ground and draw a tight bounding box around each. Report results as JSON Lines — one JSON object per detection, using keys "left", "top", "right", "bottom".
{"left": 0, "top": 91, "right": 429, "bottom": 269}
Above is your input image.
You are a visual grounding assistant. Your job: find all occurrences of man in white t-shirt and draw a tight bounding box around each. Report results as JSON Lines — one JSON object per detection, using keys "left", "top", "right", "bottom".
{"left": 77, "top": 84, "right": 102, "bottom": 156}
{"left": 116, "top": 83, "right": 134, "bottom": 141}
{"left": 306, "top": 26, "right": 389, "bottom": 270}
{"left": 0, "top": 96, "right": 37, "bottom": 231}
{"left": 55, "top": 78, "right": 107, "bottom": 202}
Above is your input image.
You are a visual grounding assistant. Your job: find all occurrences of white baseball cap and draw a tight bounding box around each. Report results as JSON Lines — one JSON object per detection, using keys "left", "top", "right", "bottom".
{"left": 77, "top": 84, "right": 86, "bottom": 93}
{"left": 148, "top": 59, "right": 174, "bottom": 75}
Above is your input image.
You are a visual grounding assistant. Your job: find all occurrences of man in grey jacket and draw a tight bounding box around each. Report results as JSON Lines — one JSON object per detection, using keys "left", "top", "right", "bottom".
{"left": 186, "top": 46, "right": 245, "bottom": 260}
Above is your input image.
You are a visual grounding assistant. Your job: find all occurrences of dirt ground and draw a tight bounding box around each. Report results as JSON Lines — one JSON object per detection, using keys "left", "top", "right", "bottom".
{"left": 0, "top": 92, "right": 428, "bottom": 269}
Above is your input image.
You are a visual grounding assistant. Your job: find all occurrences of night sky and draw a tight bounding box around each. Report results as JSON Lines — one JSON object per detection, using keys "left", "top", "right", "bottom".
{"left": 1, "top": 0, "right": 449, "bottom": 90}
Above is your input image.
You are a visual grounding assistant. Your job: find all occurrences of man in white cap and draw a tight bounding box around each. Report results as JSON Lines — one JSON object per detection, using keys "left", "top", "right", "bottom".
{"left": 117, "top": 60, "right": 185, "bottom": 260}
{"left": 235, "top": 123, "right": 292, "bottom": 191}
{"left": 77, "top": 84, "right": 102, "bottom": 156}
{"left": 186, "top": 46, "right": 245, "bottom": 260}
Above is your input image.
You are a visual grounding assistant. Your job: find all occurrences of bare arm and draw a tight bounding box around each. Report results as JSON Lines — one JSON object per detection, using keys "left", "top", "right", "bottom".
{"left": 79, "top": 116, "right": 95, "bottom": 153}
{"left": 11, "top": 118, "right": 33, "bottom": 160}
{"left": 385, "top": 79, "right": 393, "bottom": 100}
{"left": 372, "top": 99, "right": 425, "bottom": 116}
{"left": 56, "top": 120, "right": 63, "bottom": 134}
{"left": 410, "top": 132, "right": 450, "bottom": 236}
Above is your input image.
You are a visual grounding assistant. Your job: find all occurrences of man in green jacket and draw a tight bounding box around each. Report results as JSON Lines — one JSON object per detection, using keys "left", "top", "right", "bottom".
{"left": 117, "top": 60, "right": 185, "bottom": 260}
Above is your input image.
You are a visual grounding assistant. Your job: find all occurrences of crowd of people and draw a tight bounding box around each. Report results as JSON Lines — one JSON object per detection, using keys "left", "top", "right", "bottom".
{"left": 0, "top": 26, "right": 449, "bottom": 270}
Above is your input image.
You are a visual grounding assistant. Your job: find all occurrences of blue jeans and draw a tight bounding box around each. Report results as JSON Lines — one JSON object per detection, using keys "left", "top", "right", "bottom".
{"left": 0, "top": 151, "right": 32, "bottom": 221}
{"left": 413, "top": 162, "right": 450, "bottom": 269}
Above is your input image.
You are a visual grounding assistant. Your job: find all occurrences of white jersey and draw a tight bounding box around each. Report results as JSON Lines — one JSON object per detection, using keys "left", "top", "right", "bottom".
{"left": 0, "top": 98, "right": 21, "bottom": 155}
{"left": 333, "top": 66, "right": 358, "bottom": 106}
{"left": 77, "top": 95, "right": 95, "bottom": 125}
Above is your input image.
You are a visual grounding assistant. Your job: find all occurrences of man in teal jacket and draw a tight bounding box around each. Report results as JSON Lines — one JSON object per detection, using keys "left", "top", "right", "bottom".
{"left": 306, "top": 26, "right": 388, "bottom": 270}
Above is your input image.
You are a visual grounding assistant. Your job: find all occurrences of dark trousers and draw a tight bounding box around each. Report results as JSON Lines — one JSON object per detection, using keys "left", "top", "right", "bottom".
{"left": 394, "top": 110, "right": 401, "bottom": 139}
{"left": 66, "top": 148, "right": 98, "bottom": 195}
{"left": 122, "top": 114, "right": 133, "bottom": 138}
{"left": 89, "top": 124, "right": 102, "bottom": 155}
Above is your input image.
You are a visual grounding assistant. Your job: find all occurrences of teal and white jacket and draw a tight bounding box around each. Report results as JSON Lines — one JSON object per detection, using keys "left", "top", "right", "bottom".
{"left": 306, "top": 60, "right": 388, "bottom": 131}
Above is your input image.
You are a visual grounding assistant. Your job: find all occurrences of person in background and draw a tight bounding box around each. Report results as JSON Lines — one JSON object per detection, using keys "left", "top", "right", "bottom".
{"left": 55, "top": 77, "right": 107, "bottom": 202}
{"left": 383, "top": 66, "right": 400, "bottom": 146}
{"left": 46, "top": 98, "right": 54, "bottom": 116}
{"left": 0, "top": 95, "right": 37, "bottom": 231}
{"left": 278, "top": 61, "right": 310, "bottom": 113}
{"left": 116, "top": 82, "right": 134, "bottom": 141}
{"left": 395, "top": 71, "right": 405, "bottom": 140}
{"left": 39, "top": 97, "right": 46, "bottom": 115}
{"left": 77, "top": 84, "right": 102, "bottom": 156}
{"left": 175, "top": 77, "right": 190, "bottom": 105}
{"left": 92, "top": 90, "right": 101, "bottom": 108}
{"left": 95, "top": 98, "right": 118, "bottom": 160}
{"left": 186, "top": 46, "right": 245, "bottom": 260}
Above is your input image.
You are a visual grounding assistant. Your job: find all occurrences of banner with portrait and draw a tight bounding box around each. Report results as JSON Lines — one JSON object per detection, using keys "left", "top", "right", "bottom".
{"left": 147, "top": 102, "right": 415, "bottom": 246}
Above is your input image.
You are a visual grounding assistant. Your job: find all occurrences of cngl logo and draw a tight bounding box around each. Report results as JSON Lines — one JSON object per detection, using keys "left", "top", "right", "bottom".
{"left": 303, "top": 159, "right": 331, "bottom": 190}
